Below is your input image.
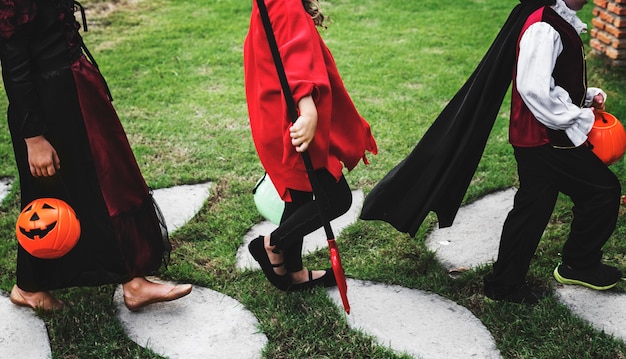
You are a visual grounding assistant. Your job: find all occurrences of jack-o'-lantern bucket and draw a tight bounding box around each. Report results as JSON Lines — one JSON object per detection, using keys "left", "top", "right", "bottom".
{"left": 16, "top": 198, "right": 80, "bottom": 259}
{"left": 588, "top": 111, "right": 626, "bottom": 166}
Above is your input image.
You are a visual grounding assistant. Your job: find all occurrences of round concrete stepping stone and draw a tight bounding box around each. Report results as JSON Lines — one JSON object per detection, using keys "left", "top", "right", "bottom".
{"left": 151, "top": 182, "right": 212, "bottom": 232}
{"left": 114, "top": 279, "right": 267, "bottom": 359}
{"left": 326, "top": 279, "right": 502, "bottom": 359}
{"left": 0, "top": 177, "right": 12, "bottom": 202}
{"left": 555, "top": 285, "right": 626, "bottom": 342}
{"left": 0, "top": 294, "right": 52, "bottom": 359}
{"left": 236, "top": 190, "right": 363, "bottom": 271}
{"left": 0, "top": 179, "right": 50, "bottom": 359}
{"left": 426, "top": 187, "right": 626, "bottom": 344}
{"left": 426, "top": 188, "right": 516, "bottom": 270}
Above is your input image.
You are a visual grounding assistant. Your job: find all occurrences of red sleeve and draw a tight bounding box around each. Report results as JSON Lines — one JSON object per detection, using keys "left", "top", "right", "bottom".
{"left": 246, "top": 0, "right": 361, "bottom": 199}
{"left": 263, "top": 0, "right": 328, "bottom": 104}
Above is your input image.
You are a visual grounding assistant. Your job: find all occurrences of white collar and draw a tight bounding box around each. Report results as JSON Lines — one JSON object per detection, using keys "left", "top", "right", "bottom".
{"left": 551, "top": 0, "right": 587, "bottom": 34}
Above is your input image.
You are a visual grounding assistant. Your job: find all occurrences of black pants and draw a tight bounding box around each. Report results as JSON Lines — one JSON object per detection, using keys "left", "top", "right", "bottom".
{"left": 270, "top": 169, "right": 352, "bottom": 273}
{"left": 484, "top": 144, "right": 620, "bottom": 293}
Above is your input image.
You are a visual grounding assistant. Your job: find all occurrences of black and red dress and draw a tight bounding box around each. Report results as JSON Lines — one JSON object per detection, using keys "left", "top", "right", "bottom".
{"left": 0, "top": 0, "right": 170, "bottom": 291}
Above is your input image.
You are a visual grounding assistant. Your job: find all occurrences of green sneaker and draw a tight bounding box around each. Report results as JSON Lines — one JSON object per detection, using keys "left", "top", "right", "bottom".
{"left": 554, "top": 263, "right": 622, "bottom": 291}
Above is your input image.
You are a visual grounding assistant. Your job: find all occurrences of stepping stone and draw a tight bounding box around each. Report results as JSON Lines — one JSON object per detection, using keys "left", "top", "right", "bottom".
{"left": 425, "top": 188, "right": 516, "bottom": 270}
{"left": 119, "top": 183, "right": 267, "bottom": 358}
{"left": 555, "top": 285, "right": 626, "bottom": 342}
{"left": 240, "top": 189, "right": 501, "bottom": 358}
{"left": 114, "top": 278, "right": 266, "bottom": 359}
{"left": 152, "top": 182, "right": 212, "bottom": 232}
{"left": 326, "top": 279, "right": 502, "bottom": 359}
{"left": 0, "top": 294, "right": 52, "bottom": 359}
{"left": 236, "top": 190, "right": 364, "bottom": 271}
{"left": 426, "top": 187, "right": 626, "bottom": 345}
{"left": 0, "top": 178, "right": 49, "bottom": 359}
{"left": 0, "top": 177, "right": 12, "bottom": 202}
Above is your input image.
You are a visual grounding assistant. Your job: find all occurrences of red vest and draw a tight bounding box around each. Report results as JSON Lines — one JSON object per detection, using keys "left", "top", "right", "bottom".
{"left": 509, "top": 6, "right": 587, "bottom": 148}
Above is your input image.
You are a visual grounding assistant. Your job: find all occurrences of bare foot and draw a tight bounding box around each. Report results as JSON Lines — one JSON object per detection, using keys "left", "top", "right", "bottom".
{"left": 122, "top": 277, "right": 192, "bottom": 311}
{"left": 10, "top": 285, "right": 64, "bottom": 311}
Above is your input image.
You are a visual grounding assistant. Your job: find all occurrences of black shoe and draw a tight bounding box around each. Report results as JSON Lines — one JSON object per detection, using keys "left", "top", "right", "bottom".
{"left": 484, "top": 284, "right": 547, "bottom": 304}
{"left": 289, "top": 268, "right": 337, "bottom": 291}
{"left": 554, "top": 263, "right": 622, "bottom": 290}
{"left": 248, "top": 236, "right": 291, "bottom": 291}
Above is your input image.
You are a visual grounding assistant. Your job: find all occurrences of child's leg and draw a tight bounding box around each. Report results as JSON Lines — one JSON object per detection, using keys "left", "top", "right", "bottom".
{"left": 270, "top": 169, "right": 352, "bottom": 272}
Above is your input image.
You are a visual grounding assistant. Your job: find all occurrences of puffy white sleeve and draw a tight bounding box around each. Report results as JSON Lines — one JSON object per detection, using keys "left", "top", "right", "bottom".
{"left": 516, "top": 22, "right": 594, "bottom": 147}
{"left": 584, "top": 87, "right": 607, "bottom": 107}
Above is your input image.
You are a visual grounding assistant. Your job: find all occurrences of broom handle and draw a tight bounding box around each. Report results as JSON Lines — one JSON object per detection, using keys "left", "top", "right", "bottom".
{"left": 256, "top": 0, "right": 334, "bottom": 240}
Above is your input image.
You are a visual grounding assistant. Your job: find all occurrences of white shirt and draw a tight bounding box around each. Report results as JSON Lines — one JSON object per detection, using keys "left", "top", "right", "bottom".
{"left": 516, "top": 0, "right": 605, "bottom": 147}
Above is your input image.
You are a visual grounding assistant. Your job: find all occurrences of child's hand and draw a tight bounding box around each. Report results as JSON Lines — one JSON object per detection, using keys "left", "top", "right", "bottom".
{"left": 290, "top": 114, "right": 317, "bottom": 152}
{"left": 25, "top": 135, "right": 60, "bottom": 177}
{"left": 592, "top": 92, "right": 605, "bottom": 111}
{"left": 290, "top": 95, "right": 318, "bottom": 153}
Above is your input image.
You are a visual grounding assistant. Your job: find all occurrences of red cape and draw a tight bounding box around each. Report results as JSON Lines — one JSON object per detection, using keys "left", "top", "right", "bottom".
{"left": 244, "top": 0, "right": 377, "bottom": 201}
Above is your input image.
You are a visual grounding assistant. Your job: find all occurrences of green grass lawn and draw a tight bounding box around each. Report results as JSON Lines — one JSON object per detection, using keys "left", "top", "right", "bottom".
{"left": 1, "top": 0, "right": 626, "bottom": 357}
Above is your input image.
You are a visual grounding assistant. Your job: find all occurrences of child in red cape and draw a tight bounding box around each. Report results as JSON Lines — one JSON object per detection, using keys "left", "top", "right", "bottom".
{"left": 244, "top": 0, "right": 377, "bottom": 291}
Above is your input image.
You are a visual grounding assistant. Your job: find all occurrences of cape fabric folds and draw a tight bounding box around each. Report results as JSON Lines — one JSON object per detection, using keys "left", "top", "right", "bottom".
{"left": 360, "top": 0, "right": 552, "bottom": 237}
{"left": 72, "top": 56, "right": 170, "bottom": 277}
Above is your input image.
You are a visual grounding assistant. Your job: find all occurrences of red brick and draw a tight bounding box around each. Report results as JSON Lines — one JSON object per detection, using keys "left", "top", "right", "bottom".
{"left": 592, "top": 17, "right": 607, "bottom": 30}
{"left": 591, "top": 28, "right": 600, "bottom": 37}
{"left": 595, "top": 0, "right": 608, "bottom": 8}
{"left": 614, "top": 17, "right": 626, "bottom": 27}
{"left": 607, "top": 3, "right": 626, "bottom": 16}
{"left": 600, "top": 11, "right": 615, "bottom": 23}
{"left": 612, "top": 37, "right": 626, "bottom": 48}
{"left": 591, "top": 1, "right": 626, "bottom": 66}
{"left": 598, "top": 11, "right": 615, "bottom": 24}
{"left": 590, "top": 38, "right": 607, "bottom": 53}
{"left": 596, "top": 30, "right": 613, "bottom": 44}
{"left": 605, "top": 46, "right": 626, "bottom": 59}
{"left": 604, "top": 23, "right": 626, "bottom": 38}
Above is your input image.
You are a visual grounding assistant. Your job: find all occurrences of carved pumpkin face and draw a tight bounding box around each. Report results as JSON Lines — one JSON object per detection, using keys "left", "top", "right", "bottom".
{"left": 588, "top": 111, "right": 626, "bottom": 166}
{"left": 15, "top": 198, "right": 80, "bottom": 259}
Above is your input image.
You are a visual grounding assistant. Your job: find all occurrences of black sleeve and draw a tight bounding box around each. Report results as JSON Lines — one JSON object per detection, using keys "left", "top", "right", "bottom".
{"left": 0, "top": 24, "right": 47, "bottom": 138}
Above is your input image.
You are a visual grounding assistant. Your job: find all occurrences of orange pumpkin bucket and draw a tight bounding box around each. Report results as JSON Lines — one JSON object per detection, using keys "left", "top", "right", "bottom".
{"left": 587, "top": 111, "right": 626, "bottom": 166}
{"left": 16, "top": 198, "right": 80, "bottom": 259}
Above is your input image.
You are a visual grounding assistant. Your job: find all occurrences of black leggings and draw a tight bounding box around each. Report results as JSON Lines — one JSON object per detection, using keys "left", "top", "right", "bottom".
{"left": 270, "top": 169, "right": 352, "bottom": 272}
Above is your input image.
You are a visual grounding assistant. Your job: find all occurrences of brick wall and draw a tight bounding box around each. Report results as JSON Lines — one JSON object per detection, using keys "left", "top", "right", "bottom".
{"left": 590, "top": 0, "right": 626, "bottom": 66}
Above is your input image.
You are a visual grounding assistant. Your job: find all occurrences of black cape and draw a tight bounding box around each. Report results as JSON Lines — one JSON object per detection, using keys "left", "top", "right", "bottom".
{"left": 360, "top": 0, "right": 554, "bottom": 237}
